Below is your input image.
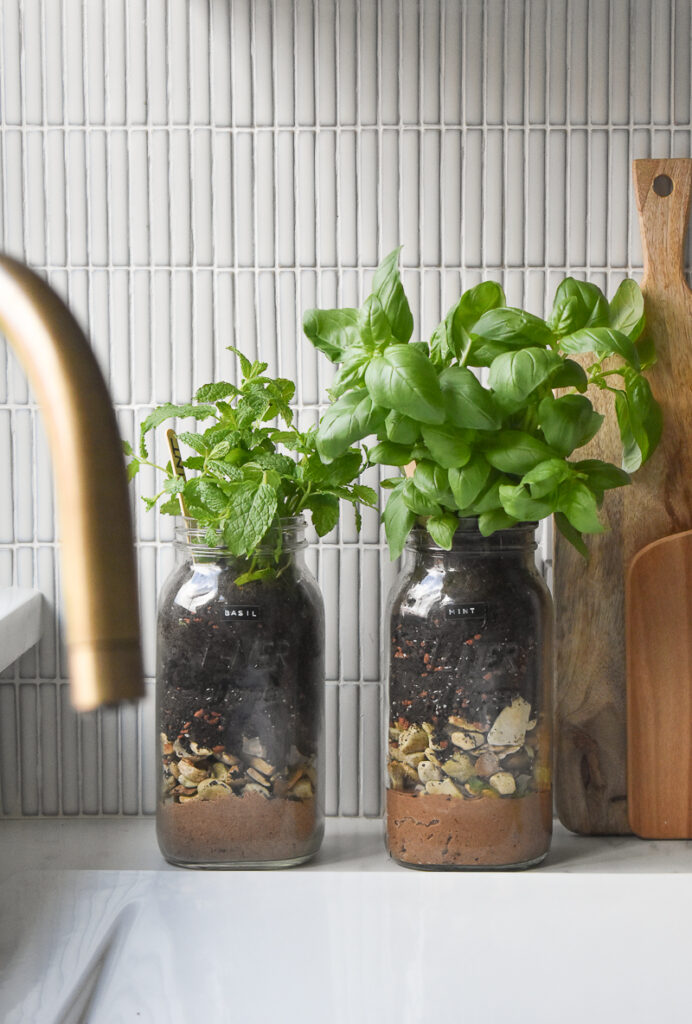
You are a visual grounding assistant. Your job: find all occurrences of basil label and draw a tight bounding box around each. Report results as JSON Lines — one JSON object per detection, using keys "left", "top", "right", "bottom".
{"left": 446, "top": 603, "right": 487, "bottom": 621}
{"left": 224, "top": 606, "right": 261, "bottom": 620}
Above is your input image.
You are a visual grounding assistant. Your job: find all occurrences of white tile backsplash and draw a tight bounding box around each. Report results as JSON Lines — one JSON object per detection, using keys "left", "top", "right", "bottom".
{"left": 0, "top": 0, "right": 690, "bottom": 818}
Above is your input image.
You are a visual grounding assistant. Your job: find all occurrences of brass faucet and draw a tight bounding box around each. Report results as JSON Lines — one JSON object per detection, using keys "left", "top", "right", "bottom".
{"left": 0, "top": 256, "right": 144, "bottom": 711}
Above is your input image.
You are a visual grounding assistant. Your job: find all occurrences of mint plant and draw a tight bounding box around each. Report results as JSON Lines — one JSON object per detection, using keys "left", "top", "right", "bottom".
{"left": 125, "top": 347, "right": 375, "bottom": 584}
{"left": 303, "top": 250, "right": 661, "bottom": 559}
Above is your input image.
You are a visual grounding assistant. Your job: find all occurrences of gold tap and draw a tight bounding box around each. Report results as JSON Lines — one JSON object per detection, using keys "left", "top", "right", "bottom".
{"left": 0, "top": 256, "right": 144, "bottom": 711}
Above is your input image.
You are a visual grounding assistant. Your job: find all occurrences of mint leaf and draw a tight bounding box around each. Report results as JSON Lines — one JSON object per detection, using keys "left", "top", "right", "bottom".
{"left": 139, "top": 403, "right": 218, "bottom": 457}
{"left": 305, "top": 494, "right": 340, "bottom": 536}
{"left": 223, "top": 481, "right": 278, "bottom": 556}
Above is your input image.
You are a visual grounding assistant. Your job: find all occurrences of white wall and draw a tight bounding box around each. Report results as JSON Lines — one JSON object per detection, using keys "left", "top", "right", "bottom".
{"left": 0, "top": 0, "right": 689, "bottom": 817}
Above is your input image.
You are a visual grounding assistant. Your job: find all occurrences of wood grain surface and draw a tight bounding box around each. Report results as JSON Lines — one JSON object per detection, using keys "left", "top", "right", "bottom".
{"left": 627, "top": 531, "right": 692, "bottom": 838}
{"left": 554, "top": 159, "right": 692, "bottom": 835}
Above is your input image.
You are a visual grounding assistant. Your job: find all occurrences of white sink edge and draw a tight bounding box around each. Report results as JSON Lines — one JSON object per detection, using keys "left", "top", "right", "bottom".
{"left": 0, "top": 587, "right": 43, "bottom": 672}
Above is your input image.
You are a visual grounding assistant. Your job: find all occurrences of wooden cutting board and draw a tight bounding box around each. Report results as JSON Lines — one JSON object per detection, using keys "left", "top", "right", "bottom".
{"left": 627, "top": 530, "right": 692, "bottom": 838}
{"left": 554, "top": 158, "right": 692, "bottom": 835}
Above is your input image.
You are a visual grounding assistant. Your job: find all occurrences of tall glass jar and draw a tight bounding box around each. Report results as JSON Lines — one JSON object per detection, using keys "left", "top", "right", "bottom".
{"left": 156, "top": 517, "right": 325, "bottom": 868}
{"left": 385, "top": 519, "right": 553, "bottom": 870}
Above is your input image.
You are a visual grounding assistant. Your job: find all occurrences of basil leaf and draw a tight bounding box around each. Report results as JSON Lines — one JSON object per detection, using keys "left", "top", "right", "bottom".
{"left": 372, "top": 248, "right": 414, "bottom": 344}
{"left": 402, "top": 479, "right": 442, "bottom": 517}
{"left": 364, "top": 345, "right": 444, "bottom": 424}
{"left": 368, "top": 440, "right": 412, "bottom": 466}
{"left": 427, "top": 512, "right": 460, "bottom": 549}
{"left": 489, "top": 347, "right": 564, "bottom": 410}
{"left": 548, "top": 278, "right": 609, "bottom": 336}
{"left": 448, "top": 454, "right": 492, "bottom": 508}
{"left": 573, "top": 460, "right": 631, "bottom": 493}
{"left": 385, "top": 409, "right": 420, "bottom": 445}
{"left": 479, "top": 508, "right": 519, "bottom": 535}
{"left": 438, "top": 366, "right": 502, "bottom": 430}
{"left": 554, "top": 511, "right": 589, "bottom": 558}
{"left": 382, "top": 486, "right": 416, "bottom": 560}
{"left": 469, "top": 308, "right": 553, "bottom": 365}
{"left": 302, "top": 307, "right": 360, "bottom": 363}
{"left": 521, "top": 458, "right": 575, "bottom": 499}
{"left": 483, "top": 431, "right": 558, "bottom": 474}
{"left": 413, "top": 461, "right": 454, "bottom": 506}
{"left": 548, "top": 358, "right": 589, "bottom": 393}
{"left": 498, "top": 483, "right": 554, "bottom": 522}
{"left": 430, "top": 281, "right": 505, "bottom": 365}
{"left": 359, "top": 294, "right": 393, "bottom": 349}
{"left": 614, "top": 373, "right": 662, "bottom": 472}
{"left": 420, "top": 424, "right": 472, "bottom": 469}
{"left": 317, "top": 389, "right": 387, "bottom": 459}
{"left": 608, "top": 279, "right": 645, "bottom": 341}
{"left": 537, "top": 394, "right": 604, "bottom": 456}
{"left": 557, "top": 480, "right": 605, "bottom": 534}
{"left": 223, "top": 481, "right": 278, "bottom": 556}
{"left": 559, "top": 327, "right": 640, "bottom": 370}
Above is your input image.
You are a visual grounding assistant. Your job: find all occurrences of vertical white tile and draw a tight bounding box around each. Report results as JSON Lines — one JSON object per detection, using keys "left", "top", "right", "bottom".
{"left": 140, "top": 683, "right": 156, "bottom": 815}
{"left": 505, "top": 130, "right": 525, "bottom": 267}
{"left": 568, "top": 130, "right": 588, "bottom": 267}
{"left": 462, "top": 129, "right": 482, "bottom": 267}
{"left": 589, "top": 131, "right": 609, "bottom": 267}
{"left": 2, "top": 0, "right": 22, "bottom": 125}
{"left": 441, "top": 130, "right": 461, "bottom": 265}
{"left": 210, "top": 0, "right": 232, "bottom": 126}
{"left": 109, "top": 270, "right": 131, "bottom": 404}
{"left": 87, "top": 131, "right": 108, "bottom": 266}
{"left": 278, "top": 272, "right": 298, "bottom": 386}
{"left": 120, "top": 700, "right": 140, "bottom": 815}
{"left": 234, "top": 132, "right": 255, "bottom": 267}
{"left": 296, "top": 0, "right": 316, "bottom": 125}
{"left": 338, "top": 683, "right": 360, "bottom": 814}
{"left": 324, "top": 681, "right": 339, "bottom": 815}
{"left": 59, "top": 684, "right": 79, "bottom": 814}
{"left": 339, "top": 548, "right": 360, "bottom": 679}
{"left": 673, "top": 0, "right": 691, "bottom": 125}
{"left": 316, "top": 0, "right": 337, "bottom": 125}
{"left": 421, "top": 0, "right": 441, "bottom": 124}
{"left": 4, "top": 130, "right": 24, "bottom": 258}
{"left": 100, "top": 706, "right": 120, "bottom": 813}
{"left": 34, "top": 415, "right": 54, "bottom": 542}
{"left": 297, "top": 131, "right": 317, "bottom": 266}
{"left": 109, "top": 130, "right": 130, "bottom": 266}
{"left": 569, "top": 0, "right": 589, "bottom": 124}
{"left": 652, "top": 0, "right": 672, "bottom": 124}
{"left": 320, "top": 547, "right": 339, "bottom": 680}
{"left": 0, "top": 685, "right": 19, "bottom": 814}
{"left": 20, "top": 684, "right": 38, "bottom": 814}
{"left": 317, "top": 132, "right": 337, "bottom": 267}
{"left": 484, "top": 130, "right": 504, "bottom": 267}
{"left": 43, "top": 0, "right": 64, "bottom": 125}
{"left": 43, "top": 131, "right": 65, "bottom": 266}
{"left": 255, "top": 132, "right": 275, "bottom": 266}
{"left": 361, "top": 547, "right": 381, "bottom": 682}
{"left": 609, "top": 130, "right": 631, "bottom": 268}
{"left": 213, "top": 271, "right": 235, "bottom": 376}
{"left": 400, "top": 0, "right": 420, "bottom": 124}
{"left": 24, "top": 132, "right": 46, "bottom": 266}
{"left": 147, "top": 0, "right": 168, "bottom": 124}
{"left": 546, "top": 130, "right": 566, "bottom": 267}
{"left": 192, "top": 130, "right": 213, "bottom": 265}
{"left": 38, "top": 683, "right": 59, "bottom": 815}
{"left": 380, "top": 130, "right": 400, "bottom": 256}
{"left": 170, "top": 130, "right": 192, "bottom": 266}
{"left": 129, "top": 130, "right": 149, "bottom": 265}
{"left": 358, "top": 0, "right": 378, "bottom": 124}
{"left": 421, "top": 268, "right": 441, "bottom": 340}
{"left": 12, "top": 411, "right": 33, "bottom": 543}
{"left": 360, "top": 682, "right": 382, "bottom": 816}
{"left": 152, "top": 270, "right": 172, "bottom": 403}
{"left": 21, "top": 0, "right": 43, "bottom": 124}
{"left": 338, "top": 0, "right": 357, "bottom": 125}
{"left": 190, "top": 0, "right": 211, "bottom": 124}
{"left": 0, "top": 412, "right": 13, "bottom": 544}
{"left": 379, "top": 0, "right": 399, "bottom": 125}
{"left": 79, "top": 709, "right": 100, "bottom": 814}
{"left": 274, "top": 0, "right": 295, "bottom": 125}
{"left": 169, "top": 0, "right": 190, "bottom": 124}
{"left": 485, "top": 0, "right": 504, "bottom": 126}
{"left": 235, "top": 271, "right": 257, "bottom": 359}
{"left": 193, "top": 270, "right": 214, "bottom": 387}
{"left": 400, "top": 131, "right": 420, "bottom": 265}
{"left": 37, "top": 549, "right": 56, "bottom": 680}
{"left": 172, "top": 270, "right": 193, "bottom": 399}
{"left": 63, "top": 0, "right": 85, "bottom": 124}
{"left": 127, "top": 0, "right": 147, "bottom": 125}
{"left": 257, "top": 271, "right": 278, "bottom": 369}
{"left": 358, "top": 131, "right": 378, "bottom": 268}
{"left": 84, "top": 0, "right": 105, "bottom": 125}
{"left": 231, "top": 0, "right": 253, "bottom": 127}
{"left": 88, "top": 269, "right": 111, "bottom": 381}
{"left": 527, "top": 0, "right": 547, "bottom": 124}
{"left": 463, "top": 0, "right": 484, "bottom": 125}
{"left": 252, "top": 0, "right": 273, "bottom": 126}
{"left": 524, "top": 130, "right": 544, "bottom": 266}
{"left": 589, "top": 0, "right": 610, "bottom": 125}
{"left": 276, "top": 132, "right": 296, "bottom": 266}
{"left": 212, "top": 133, "right": 234, "bottom": 266}
{"left": 610, "top": 0, "right": 631, "bottom": 125}
{"left": 105, "top": 0, "right": 127, "bottom": 124}
{"left": 66, "top": 130, "right": 88, "bottom": 265}
{"left": 442, "top": 0, "right": 462, "bottom": 124}
{"left": 421, "top": 131, "right": 440, "bottom": 266}
{"left": 547, "top": 0, "right": 568, "bottom": 124}
{"left": 631, "top": 0, "right": 652, "bottom": 124}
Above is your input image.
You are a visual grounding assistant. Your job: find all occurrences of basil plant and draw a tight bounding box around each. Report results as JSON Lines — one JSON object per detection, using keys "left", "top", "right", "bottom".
{"left": 303, "top": 250, "right": 661, "bottom": 558}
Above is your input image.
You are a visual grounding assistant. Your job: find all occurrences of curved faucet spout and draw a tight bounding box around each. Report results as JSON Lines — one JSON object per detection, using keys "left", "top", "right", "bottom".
{"left": 0, "top": 256, "right": 144, "bottom": 711}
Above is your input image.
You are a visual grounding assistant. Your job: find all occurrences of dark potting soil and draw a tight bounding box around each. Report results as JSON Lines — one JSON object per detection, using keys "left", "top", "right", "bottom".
{"left": 388, "top": 555, "right": 546, "bottom": 728}
{"left": 157, "top": 560, "right": 324, "bottom": 767}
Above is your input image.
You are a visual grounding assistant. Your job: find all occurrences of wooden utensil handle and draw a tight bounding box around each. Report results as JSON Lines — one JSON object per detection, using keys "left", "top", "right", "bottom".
{"left": 633, "top": 159, "right": 692, "bottom": 293}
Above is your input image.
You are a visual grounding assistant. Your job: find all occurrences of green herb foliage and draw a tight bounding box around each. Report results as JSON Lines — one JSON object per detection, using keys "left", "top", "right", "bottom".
{"left": 303, "top": 250, "right": 661, "bottom": 559}
{"left": 125, "top": 347, "right": 375, "bottom": 583}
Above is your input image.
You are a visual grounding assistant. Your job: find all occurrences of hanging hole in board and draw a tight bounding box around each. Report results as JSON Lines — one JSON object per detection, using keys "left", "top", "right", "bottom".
{"left": 653, "top": 174, "right": 674, "bottom": 197}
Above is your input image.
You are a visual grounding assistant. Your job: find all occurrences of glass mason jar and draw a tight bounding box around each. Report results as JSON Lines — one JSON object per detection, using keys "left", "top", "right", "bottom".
{"left": 156, "top": 516, "right": 325, "bottom": 868}
{"left": 385, "top": 519, "right": 553, "bottom": 870}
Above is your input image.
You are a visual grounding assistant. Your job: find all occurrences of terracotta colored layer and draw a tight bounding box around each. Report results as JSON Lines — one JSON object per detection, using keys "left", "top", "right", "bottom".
{"left": 157, "top": 792, "right": 320, "bottom": 865}
{"left": 386, "top": 790, "right": 552, "bottom": 868}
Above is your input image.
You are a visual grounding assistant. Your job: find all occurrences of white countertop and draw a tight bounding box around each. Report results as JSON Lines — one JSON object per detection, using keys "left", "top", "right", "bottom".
{"left": 1, "top": 818, "right": 691, "bottom": 1023}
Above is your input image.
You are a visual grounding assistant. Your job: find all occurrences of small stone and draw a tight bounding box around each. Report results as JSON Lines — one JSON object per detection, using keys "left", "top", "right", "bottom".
{"left": 417, "top": 760, "right": 442, "bottom": 784}
{"left": 220, "top": 751, "right": 241, "bottom": 766}
{"left": 463, "top": 776, "right": 485, "bottom": 797}
{"left": 290, "top": 777, "right": 314, "bottom": 800}
{"left": 160, "top": 732, "right": 174, "bottom": 756}
{"left": 197, "top": 778, "right": 232, "bottom": 801}
{"left": 487, "top": 697, "right": 532, "bottom": 747}
{"left": 450, "top": 730, "right": 484, "bottom": 751}
{"left": 189, "top": 740, "right": 214, "bottom": 757}
{"left": 398, "top": 724, "right": 429, "bottom": 754}
{"left": 388, "top": 762, "right": 406, "bottom": 790}
{"left": 489, "top": 771, "right": 517, "bottom": 795}
{"left": 422, "top": 722, "right": 436, "bottom": 736}
{"left": 248, "top": 755, "right": 275, "bottom": 777}
{"left": 243, "top": 782, "right": 271, "bottom": 798}
{"left": 403, "top": 751, "right": 427, "bottom": 767}
{"left": 169, "top": 762, "right": 180, "bottom": 780}
{"left": 502, "top": 749, "right": 532, "bottom": 774}
{"left": 425, "top": 778, "right": 463, "bottom": 797}
{"left": 425, "top": 747, "right": 443, "bottom": 767}
{"left": 474, "top": 752, "right": 501, "bottom": 779}
{"left": 178, "top": 758, "right": 209, "bottom": 784}
{"left": 247, "top": 767, "right": 271, "bottom": 787}
{"left": 442, "top": 755, "right": 474, "bottom": 782}
{"left": 449, "top": 714, "right": 486, "bottom": 732}
{"left": 242, "top": 736, "right": 267, "bottom": 759}
{"left": 179, "top": 792, "right": 201, "bottom": 803}
{"left": 515, "top": 773, "right": 531, "bottom": 796}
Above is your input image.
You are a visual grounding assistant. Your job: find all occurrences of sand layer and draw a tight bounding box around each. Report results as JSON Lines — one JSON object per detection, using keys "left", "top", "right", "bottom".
{"left": 157, "top": 792, "right": 321, "bottom": 866}
{"left": 386, "top": 790, "right": 551, "bottom": 868}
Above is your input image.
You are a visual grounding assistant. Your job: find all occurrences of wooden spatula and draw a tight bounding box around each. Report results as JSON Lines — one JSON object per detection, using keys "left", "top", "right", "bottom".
{"left": 627, "top": 531, "right": 692, "bottom": 838}
{"left": 625, "top": 159, "right": 692, "bottom": 838}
